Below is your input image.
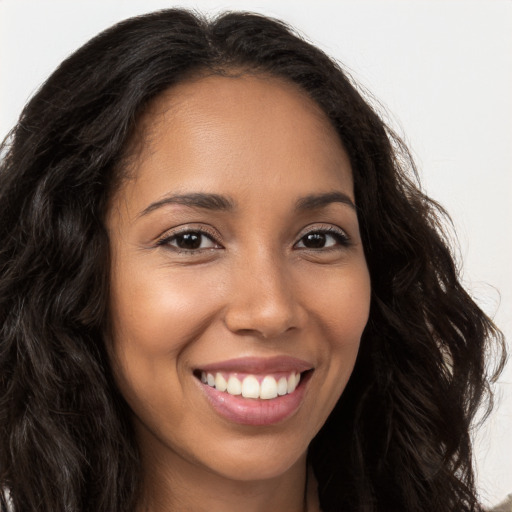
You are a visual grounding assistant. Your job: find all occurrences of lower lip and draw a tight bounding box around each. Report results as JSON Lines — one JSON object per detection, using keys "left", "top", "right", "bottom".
{"left": 198, "top": 373, "right": 311, "bottom": 426}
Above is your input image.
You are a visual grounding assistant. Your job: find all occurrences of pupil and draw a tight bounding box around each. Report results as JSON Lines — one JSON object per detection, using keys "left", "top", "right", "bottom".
{"left": 304, "top": 233, "right": 326, "bottom": 248}
{"left": 177, "top": 233, "right": 201, "bottom": 249}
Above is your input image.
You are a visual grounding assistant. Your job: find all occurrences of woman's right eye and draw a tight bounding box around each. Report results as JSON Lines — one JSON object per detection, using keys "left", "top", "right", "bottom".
{"left": 157, "top": 230, "right": 221, "bottom": 252}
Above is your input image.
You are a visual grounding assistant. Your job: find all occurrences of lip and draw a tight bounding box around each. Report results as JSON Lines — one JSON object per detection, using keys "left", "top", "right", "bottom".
{"left": 196, "top": 355, "right": 313, "bottom": 374}
{"left": 194, "top": 356, "right": 314, "bottom": 426}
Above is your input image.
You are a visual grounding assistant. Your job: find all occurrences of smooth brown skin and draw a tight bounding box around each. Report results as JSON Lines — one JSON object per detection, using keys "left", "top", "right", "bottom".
{"left": 107, "top": 74, "right": 371, "bottom": 512}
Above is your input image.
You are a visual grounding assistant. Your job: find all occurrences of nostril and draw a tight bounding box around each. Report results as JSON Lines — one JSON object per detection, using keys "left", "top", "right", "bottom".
{"left": 222, "top": 287, "right": 305, "bottom": 340}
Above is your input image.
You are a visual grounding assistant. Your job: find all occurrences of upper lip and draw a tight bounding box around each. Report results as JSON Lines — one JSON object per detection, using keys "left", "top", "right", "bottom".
{"left": 196, "top": 356, "right": 314, "bottom": 374}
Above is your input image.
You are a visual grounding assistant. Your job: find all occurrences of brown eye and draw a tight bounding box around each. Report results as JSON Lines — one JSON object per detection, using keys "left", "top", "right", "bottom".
{"left": 159, "top": 230, "right": 219, "bottom": 251}
{"left": 295, "top": 229, "right": 350, "bottom": 249}
{"left": 174, "top": 233, "right": 203, "bottom": 249}
{"left": 302, "top": 232, "right": 328, "bottom": 248}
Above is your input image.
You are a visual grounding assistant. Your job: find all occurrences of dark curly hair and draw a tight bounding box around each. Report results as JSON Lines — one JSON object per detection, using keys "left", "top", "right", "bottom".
{"left": 0, "top": 9, "right": 505, "bottom": 512}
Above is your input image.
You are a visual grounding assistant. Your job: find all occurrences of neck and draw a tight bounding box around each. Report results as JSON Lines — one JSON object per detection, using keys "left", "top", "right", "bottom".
{"left": 136, "top": 438, "right": 311, "bottom": 512}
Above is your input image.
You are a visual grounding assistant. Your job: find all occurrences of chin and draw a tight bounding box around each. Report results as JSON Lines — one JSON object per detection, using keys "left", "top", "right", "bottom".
{"left": 207, "top": 451, "right": 306, "bottom": 482}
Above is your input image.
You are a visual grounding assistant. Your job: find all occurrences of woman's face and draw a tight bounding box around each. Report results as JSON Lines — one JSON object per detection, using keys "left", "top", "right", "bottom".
{"left": 107, "top": 74, "right": 371, "bottom": 482}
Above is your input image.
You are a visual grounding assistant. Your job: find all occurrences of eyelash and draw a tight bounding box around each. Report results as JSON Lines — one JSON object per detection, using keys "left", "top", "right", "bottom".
{"left": 156, "top": 225, "right": 351, "bottom": 255}
{"left": 156, "top": 227, "right": 221, "bottom": 254}
{"left": 295, "top": 226, "right": 351, "bottom": 251}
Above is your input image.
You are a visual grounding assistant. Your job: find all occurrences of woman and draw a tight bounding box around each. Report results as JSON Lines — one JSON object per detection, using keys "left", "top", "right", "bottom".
{"left": 0, "top": 9, "right": 505, "bottom": 512}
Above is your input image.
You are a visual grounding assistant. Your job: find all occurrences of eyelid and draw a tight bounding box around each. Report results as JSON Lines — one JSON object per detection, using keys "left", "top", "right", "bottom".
{"left": 154, "top": 223, "right": 351, "bottom": 253}
{"left": 156, "top": 224, "right": 223, "bottom": 250}
{"left": 294, "top": 224, "right": 351, "bottom": 248}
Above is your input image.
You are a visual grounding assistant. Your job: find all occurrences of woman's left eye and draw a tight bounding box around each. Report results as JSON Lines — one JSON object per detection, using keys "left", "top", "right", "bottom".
{"left": 295, "top": 229, "right": 350, "bottom": 250}
{"left": 158, "top": 230, "right": 220, "bottom": 252}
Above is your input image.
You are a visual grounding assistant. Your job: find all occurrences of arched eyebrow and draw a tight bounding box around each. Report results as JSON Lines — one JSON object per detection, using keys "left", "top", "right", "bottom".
{"left": 138, "top": 193, "right": 235, "bottom": 217}
{"left": 138, "top": 190, "right": 355, "bottom": 218}
{"left": 295, "top": 191, "right": 356, "bottom": 211}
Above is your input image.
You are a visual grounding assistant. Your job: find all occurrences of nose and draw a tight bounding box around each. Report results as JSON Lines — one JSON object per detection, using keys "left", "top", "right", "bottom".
{"left": 223, "top": 253, "right": 306, "bottom": 339}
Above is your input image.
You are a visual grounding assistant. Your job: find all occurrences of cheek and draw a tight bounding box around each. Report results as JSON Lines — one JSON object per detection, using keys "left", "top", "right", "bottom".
{"left": 109, "top": 262, "right": 223, "bottom": 358}
{"left": 303, "top": 262, "right": 370, "bottom": 406}
{"left": 305, "top": 261, "right": 371, "bottom": 342}
{"left": 329, "top": 279, "right": 370, "bottom": 373}
{"left": 107, "top": 263, "right": 224, "bottom": 420}
{"left": 107, "top": 267, "right": 214, "bottom": 430}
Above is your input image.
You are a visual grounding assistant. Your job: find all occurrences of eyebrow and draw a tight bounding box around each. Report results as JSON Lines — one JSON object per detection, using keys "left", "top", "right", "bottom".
{"left": 138, "top": 192, "right": 235, "bottom": 217}
{"left": 138, "top": 190, "right": 356, "bottom": 218}
{"left": 295, "top": 191, "right": 356, "bottom": 211}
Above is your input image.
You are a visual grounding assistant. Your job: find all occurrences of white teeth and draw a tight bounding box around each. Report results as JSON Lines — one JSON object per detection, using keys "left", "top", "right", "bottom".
{"left": 201, "top": 371, "right": 303, "bottom": 399}
{"left": 214, "top": 372, "right": 227, "bottom": 392}
{"left": 260, "top": 376, "right": 278, "bottom": 399}
{"left": 287, "top": 373, "right": 297, "bottom": 394}
{"left": 277, "top": 376, "right": 288, "bottom": 396}
{"left": 241, "top": 375, "right": 260, "bottom": 398}
{"left": 227, "top": 375, "right": 242, "bottom": 395}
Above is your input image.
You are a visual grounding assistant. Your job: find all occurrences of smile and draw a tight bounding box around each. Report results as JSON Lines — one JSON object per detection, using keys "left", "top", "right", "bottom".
{"left": 194, "top": 356, "right": 313, "bottom": 426}
{"left": 200, "top": 371, "right": 301, "bottom": 400}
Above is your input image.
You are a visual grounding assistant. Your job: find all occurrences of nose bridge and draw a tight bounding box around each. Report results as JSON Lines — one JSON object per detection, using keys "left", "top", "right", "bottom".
{"left": 223, "top": 244, "right": 303, "bottom": 338}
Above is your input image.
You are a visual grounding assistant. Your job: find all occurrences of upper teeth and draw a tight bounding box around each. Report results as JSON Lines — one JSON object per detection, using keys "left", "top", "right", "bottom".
{"left": 201, "top": 371, "right": 301, "bottom": 399}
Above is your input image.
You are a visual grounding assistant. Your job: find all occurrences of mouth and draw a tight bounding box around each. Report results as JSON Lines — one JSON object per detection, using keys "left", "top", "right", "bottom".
{"left": 194, "top": 369, "right": 311, "bottom": 399}
{"left": 193, "top": 356, "right": 314, "bottom": 425}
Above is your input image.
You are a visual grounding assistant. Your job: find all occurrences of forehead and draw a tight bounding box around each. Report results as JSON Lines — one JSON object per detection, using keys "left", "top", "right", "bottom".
{"left": 140, "top": 72, "right": 338, "bottom": 145}
{"left": 113, "top": 73, "right": 353, "bottom": 216}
